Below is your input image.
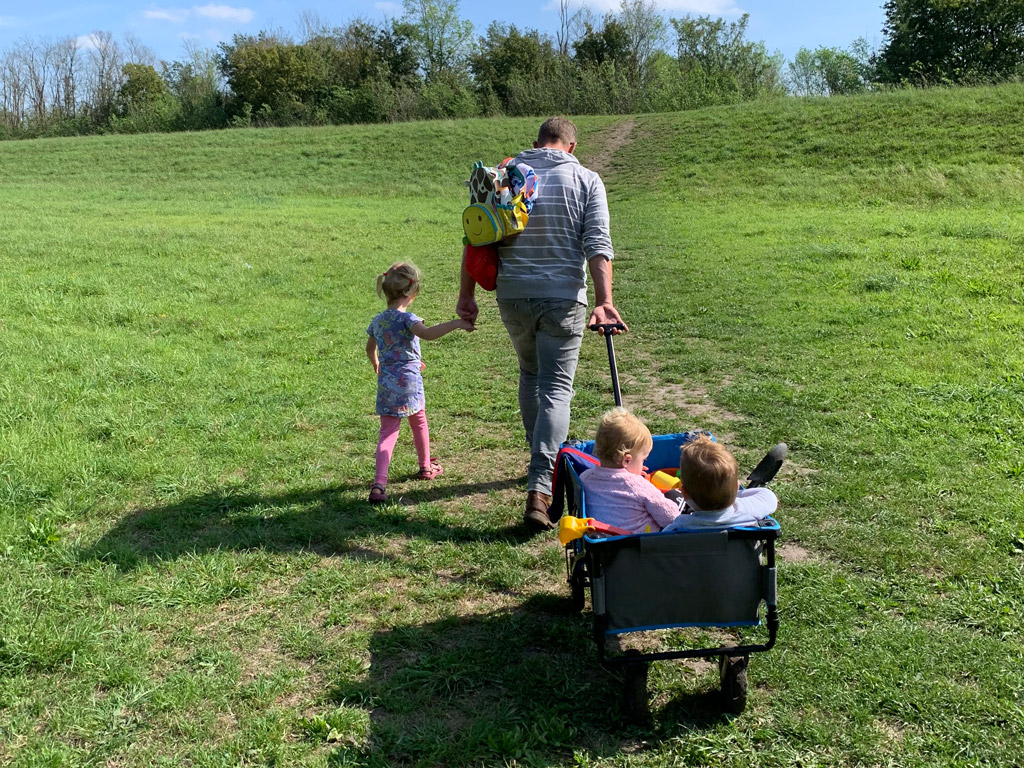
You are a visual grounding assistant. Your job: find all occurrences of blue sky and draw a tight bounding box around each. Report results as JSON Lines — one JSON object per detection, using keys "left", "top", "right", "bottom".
{"left": 0, "top": 1, "right": 886, "bottom": 65}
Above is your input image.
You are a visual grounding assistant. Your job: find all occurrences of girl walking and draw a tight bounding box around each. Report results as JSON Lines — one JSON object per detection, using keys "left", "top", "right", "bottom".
{"left": 365, "top": 262, "right": 474, "bottom": 504}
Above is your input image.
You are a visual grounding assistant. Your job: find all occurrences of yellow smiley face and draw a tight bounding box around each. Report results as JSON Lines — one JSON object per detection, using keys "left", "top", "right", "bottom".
{"left": 463, "top": 205, "right": 501, "bottom": 246}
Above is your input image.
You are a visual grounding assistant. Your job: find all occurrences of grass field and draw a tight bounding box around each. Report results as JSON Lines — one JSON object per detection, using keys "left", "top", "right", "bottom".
{"left": 2, "top": 84, "right": 1023, "bottom": 766}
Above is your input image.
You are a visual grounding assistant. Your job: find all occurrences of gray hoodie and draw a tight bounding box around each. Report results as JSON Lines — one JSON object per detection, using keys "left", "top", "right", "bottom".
{"left": 496, "top": 148, "right": 614, "bottom": 304}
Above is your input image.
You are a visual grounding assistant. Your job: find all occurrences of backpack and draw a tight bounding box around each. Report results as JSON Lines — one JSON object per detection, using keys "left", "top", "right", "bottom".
{"left": 462, "top": 158, "right": 538, "bottom": 247}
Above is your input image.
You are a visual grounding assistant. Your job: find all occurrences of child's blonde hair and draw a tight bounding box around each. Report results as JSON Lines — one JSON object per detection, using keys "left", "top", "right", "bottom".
{"left": 593, "top": 408, "right": 652, "bottom": 467}
{"left": 679, "top": 436, "right": 738, "bottom": 511}
{"left": 377, "top": 262, "right": 422, "bottom": 302}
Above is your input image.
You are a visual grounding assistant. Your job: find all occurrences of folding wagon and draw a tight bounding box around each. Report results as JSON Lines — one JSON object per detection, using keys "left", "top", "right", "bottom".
{"left": 550, "top": 325, "right": 783, "bottom": 716}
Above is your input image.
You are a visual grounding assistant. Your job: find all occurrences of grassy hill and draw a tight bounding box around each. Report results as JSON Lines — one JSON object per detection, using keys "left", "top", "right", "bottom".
{"left": 1, "top": 84, "right": 1023, "bottom": 766}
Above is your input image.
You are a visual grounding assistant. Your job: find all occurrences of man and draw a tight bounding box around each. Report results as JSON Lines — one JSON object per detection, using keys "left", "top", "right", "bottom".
{"left": 457, "top": 116, "right": 626, "bottom": 531}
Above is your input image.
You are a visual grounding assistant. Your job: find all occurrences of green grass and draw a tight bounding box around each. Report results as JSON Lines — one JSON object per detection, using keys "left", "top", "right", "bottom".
{"left": 2, "top": 85, "right": 1024, "bottom": 766}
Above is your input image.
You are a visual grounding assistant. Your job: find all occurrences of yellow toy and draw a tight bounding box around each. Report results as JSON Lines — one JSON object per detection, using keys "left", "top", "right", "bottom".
{"left": 558, "top": 516, "right": 631, "bottom": 546}
{"left": 649, "top": 469, "right": 682, "bottom": 492}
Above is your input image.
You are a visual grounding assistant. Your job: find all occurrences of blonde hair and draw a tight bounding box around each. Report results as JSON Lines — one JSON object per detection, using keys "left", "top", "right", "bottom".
{"left": 377, "top": 262, "right": 422, "bottom": 302}
{"left": 679, "top": 436, "right": 738, "bottom": 511}
{"left": 593, "top": 408, "right": 652, "bottom": 467}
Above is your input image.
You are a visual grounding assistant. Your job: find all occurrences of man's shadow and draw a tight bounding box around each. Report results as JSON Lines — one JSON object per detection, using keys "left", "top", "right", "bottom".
{"left": 321, "top": 595, "right": 737, "bottom": 766}
{"left": 79, "top": 476, "right": 529, "bottom": 569}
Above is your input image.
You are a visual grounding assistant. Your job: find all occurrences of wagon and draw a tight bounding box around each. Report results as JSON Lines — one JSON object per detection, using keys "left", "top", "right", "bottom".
{"left": 554, "top": 433, "right": 780, "bottom": 715}
{"left": 550, "top": 325, "right": 783, "bottom": 716}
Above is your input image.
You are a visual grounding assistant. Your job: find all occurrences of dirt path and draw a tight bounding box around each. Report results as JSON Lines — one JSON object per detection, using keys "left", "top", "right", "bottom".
{"left": 583, "top": 117, "right": 638, "bottom": 176}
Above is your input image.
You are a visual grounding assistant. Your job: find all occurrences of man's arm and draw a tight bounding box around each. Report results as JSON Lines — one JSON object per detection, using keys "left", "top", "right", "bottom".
{"left": 456, "top": 251, "right": 479, "bottom": 324}
{"left": 587, "top": 255, "right": 627, "bottom": 334}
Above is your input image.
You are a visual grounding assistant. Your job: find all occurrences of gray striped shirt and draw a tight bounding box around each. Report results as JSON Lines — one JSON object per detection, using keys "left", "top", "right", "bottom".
{"left": 496, "top": 148, "right": 613, "bottom": 304}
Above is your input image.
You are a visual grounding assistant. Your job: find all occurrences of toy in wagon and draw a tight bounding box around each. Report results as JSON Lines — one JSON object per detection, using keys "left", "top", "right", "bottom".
{"left": 462, "top": 158, "right": 538, "bottom": 290}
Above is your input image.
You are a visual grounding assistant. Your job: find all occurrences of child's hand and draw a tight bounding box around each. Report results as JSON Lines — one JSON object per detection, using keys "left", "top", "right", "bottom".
{"left": 456, "top": 318, "right": 475, "bottom": 332}
{"left": 420, "top": 361, "right": 426, "bottom": 372}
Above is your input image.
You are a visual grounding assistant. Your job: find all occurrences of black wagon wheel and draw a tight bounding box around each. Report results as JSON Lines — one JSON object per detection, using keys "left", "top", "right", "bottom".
{"left": 718, "top": 654, "right": 749, "bottom": 714}
{"left": 621, "top": 649, "right": 650, "bottom": 723}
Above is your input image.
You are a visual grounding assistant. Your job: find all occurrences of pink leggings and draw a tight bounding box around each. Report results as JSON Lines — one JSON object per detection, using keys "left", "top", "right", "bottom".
{"left": 375, "top": 410, "right": 430, "bottom": 486}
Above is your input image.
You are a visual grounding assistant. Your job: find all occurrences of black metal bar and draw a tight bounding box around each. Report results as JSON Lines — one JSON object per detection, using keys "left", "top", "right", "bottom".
{"left": 600, "top": 621, "right": 778, "bottom": 666}
{"left": 590, "top": 323, "right": 627, "bottom": 407}
{"left": 605, "top": 332, "right": 622, "bottom": 406}
{"left": 726, "top": 527, "right": 780, "bottom": 541}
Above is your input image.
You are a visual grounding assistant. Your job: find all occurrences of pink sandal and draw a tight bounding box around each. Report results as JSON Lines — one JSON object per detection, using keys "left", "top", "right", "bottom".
{"left": 417, "top": 459, "right": 443, "bottom": 480}
{"left": 368, "top": 483, "right": 387, "bottom": 504}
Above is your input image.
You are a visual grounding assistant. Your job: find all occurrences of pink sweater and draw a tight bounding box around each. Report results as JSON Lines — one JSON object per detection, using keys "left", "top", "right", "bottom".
{"left": 579, "top": 466, "right": 681, "bottom": 533}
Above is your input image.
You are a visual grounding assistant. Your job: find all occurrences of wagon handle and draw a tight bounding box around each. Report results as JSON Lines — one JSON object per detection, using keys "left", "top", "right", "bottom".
{"left": 589, "top": 323, "right": 627, "bottom": 407}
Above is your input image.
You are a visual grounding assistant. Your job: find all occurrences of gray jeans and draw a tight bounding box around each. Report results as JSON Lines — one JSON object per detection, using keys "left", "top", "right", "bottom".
{"left": 497, "top": 298, "right": 587, "bottom": 495}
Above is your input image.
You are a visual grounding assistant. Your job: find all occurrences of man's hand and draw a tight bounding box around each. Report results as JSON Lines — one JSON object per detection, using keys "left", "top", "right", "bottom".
{"left": 588, "top": 303, "right": 627, "bottom": 334}
{"left": 456, "top": 295, "right": 479, "bottom": 325}
{"left": 587, "top": 256, "right": 625, "bottom": 335}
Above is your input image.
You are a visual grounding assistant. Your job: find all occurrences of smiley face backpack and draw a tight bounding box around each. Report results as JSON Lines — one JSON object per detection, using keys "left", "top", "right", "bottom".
{"left": 461, "top": 159, "right": 538, "bottom": 291}
{"left": 462, "top": 159, "right": 538, "bottom": 247}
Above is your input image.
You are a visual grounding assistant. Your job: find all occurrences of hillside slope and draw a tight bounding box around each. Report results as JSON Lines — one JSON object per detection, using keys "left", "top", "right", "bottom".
{"left": 1, "top": 85, "right": 1023, "bottom": 766}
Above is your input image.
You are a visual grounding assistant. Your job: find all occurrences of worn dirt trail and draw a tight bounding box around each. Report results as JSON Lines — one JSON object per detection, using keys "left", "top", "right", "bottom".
{"left": 582, "top": 117, "right": 638, "bottom": 176}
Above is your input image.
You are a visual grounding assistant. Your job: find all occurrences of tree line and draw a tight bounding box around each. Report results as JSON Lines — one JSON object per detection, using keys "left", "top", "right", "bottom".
{"left": 1, "top": 0, "right": 1022, "bottom": 140}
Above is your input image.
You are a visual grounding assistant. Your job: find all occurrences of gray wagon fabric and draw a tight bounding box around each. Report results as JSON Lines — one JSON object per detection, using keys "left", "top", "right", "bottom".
{"left": 589, "top": 532, "right": 767, "bottom": 633}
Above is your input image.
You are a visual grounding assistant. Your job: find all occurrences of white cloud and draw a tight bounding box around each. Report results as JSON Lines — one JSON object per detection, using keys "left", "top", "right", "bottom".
{"left": 0, "top": 17, "right": 17, "bottom": 29}
{"left": 142, "top": 4, "right": 253, "bottom": 27}
{"left": 547, "top": 0, "right": 742, "bottom": 15}
{"left": 374, "top": 1, "right": 401, "bottom": 13}
{"left": 76, "top": 33, "right": 101, "bottom": 50}
{"left": 193, "top": 4, "right": 254, "bottom": 23}
{"left": 657, "top": 0, "right": 742, "bottom": 13}
{"left": 145, "top": 8, "right": 190, "bottom": 23}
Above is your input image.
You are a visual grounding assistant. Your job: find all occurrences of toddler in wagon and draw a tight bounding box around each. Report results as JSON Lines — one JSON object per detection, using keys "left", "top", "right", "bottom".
{"left": 662, "top": 435, "right": 778, "bottom": 531}
{"left": 579, "top": 408, "right": 682, "bottom": 533}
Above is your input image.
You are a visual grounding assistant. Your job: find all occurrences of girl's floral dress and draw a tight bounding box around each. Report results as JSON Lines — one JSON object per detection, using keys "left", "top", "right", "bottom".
{"left": 367, "top": 309, "right": 425, "bottom": 417}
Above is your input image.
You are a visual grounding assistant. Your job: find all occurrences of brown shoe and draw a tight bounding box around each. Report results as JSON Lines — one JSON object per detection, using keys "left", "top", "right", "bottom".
{"left": 523, "top": 490, "right": 553, "bottom": 531}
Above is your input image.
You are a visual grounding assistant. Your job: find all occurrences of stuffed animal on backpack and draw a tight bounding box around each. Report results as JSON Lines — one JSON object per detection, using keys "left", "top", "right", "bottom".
{"left": 462, "top": 159, "right": 538, "bottom": 247}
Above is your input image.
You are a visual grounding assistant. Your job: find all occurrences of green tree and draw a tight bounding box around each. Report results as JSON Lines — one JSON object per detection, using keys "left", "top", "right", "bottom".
{"left": 162, "top": 45, "right": 228, "bottom": 130}
{"left": 788, "top": 40, "right": 873, "bottom": 96}
{"left": 118, "top": 63, "right": 171, "bottom": 109}
{"left": 671, "top": 14, "right": 785, "bottom": 106}
{"left": 114, "top": 62, "right": 179, "bottom": 131}
{"left": 573, "top": 16, "right": 632, "bottom": 68}
{"left": 399, "top": 0, "right": 474, "bottom": 83}
{"left": 878, "top": 0, "right": 1024, "bottom": 84}
{"left": 217, "top": 33, "right": 329, "bottom": 125}
{"left": 618, "top": 0, "right": 667, "bottom": 87}
{"left": 788, "top": 47, "right": 827, "bottom": 96}
{"left": 470, "top": 23, "right": 558, "bottom": 113}
{"left": 304, "top": 19, "right": 419, "bottom": 89}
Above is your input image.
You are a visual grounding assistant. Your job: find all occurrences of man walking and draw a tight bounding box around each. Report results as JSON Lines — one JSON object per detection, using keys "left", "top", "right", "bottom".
{"left": 457, "top": 116, "right": 626, "bottom": 531}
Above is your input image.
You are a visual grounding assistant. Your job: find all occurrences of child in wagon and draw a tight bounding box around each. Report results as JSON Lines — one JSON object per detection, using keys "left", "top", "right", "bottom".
{"left": 661, "top": 435, "right": 778, "bottom": 532}
{"left": 580, "top": 408, "right": 779, "bottom": 534}
{"left": 579, "top": 408, "right": 682, "bottom": 533}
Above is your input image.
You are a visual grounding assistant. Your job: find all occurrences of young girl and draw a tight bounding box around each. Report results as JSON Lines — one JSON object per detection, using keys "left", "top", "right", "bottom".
{"left": 579, "top": 408, "right": 681, "bottom": 533}
{"left": 365, "top": 262, "right": 474, "bottom": 504}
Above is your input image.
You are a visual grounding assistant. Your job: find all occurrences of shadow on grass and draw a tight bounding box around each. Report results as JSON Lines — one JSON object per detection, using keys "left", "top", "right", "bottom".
{"left": 323, "top": 594, "right": 735, "bottom": 766}
{"left": 78, "top": 476, "right": 529, "bottom": 569}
